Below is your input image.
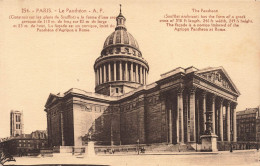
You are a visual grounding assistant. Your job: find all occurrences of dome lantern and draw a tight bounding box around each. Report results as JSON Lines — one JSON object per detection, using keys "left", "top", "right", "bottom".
{"left": 115, "top": 4, "right": 126, "bottom": 31}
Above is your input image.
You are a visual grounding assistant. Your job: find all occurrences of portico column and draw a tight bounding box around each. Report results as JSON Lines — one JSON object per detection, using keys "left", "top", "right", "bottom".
{"left": 99, "top": 66, "right": 103, "bottom": 84}
{"left": 103, "top": 64, "right": 107, "bottom": 83}
{"left": 226, "top": 101, "right": 231, "bottom": 142}
{"left": 233, "top": 103, "right": 237, "bottom": 142}
{"left": 108, "top": 63, "right": 111, "bottom": 82}
{"left": 189, "top": 87, "right": 196, "bottom": 142}
{"left": 219, "top": 98, "right": 224, "bottom": 141}
{"left": 186, "top": 94, "right": 190, "bottom": 142}
{"left": 60, "top": 110, "right": 65, "bottom": 146}
{"left": 119, "top": 61, "right": 122, "bottom": 81}
{"left": 178, "top": 88, "right": 184, "bottom": 144}
{"left": 169, "top": 108, "right": 172, "bottom": 144}
{"left": 125, "top": 62, "right": 128, "bottom": 81}
{"left": 130, "top": 62, "right": 133, "bottom": 81}
{"left": 114, "top": 62, "right": 117, "bottom": 81}
{"left": 211, "top": 95, "right": 216, "bottom": 134}
{"left": 202, "top": 92, "right": 207, "bottom": 133}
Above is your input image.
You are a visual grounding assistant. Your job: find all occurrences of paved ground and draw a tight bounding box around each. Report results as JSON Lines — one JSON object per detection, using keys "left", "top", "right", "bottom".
{"left": 5, "top": 150, "right": 260, "bottom": 166}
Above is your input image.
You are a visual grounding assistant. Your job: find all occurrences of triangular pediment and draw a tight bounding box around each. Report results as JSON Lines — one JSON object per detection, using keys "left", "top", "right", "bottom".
{"left": 45, "top": 93, "right": 61, "bottom": 107}
{"left": 195, "top": 66, "right": 240, "bottom": 95}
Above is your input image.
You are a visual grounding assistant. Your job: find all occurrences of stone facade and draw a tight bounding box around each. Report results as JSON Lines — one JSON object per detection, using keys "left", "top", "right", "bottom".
{"left": 236, "top": 106, "right": 260, "bottom": 142}
{"left": 45, "top": 9, "right": 240, "bottom": 148}
{"left": 45, "top": 66, "right": 240, "bottom": 147}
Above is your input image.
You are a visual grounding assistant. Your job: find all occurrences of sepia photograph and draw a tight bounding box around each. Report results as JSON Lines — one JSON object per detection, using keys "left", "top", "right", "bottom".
{"left": 0, "top": 0, "right": 260, "bottom": 165}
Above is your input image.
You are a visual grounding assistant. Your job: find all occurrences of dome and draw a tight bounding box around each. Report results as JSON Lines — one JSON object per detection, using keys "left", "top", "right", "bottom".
{"left": 103, "top": 30, "right": 140, "bottom": 50}
{"left": 94, "top": 6, "right": 149, "bottom": 97}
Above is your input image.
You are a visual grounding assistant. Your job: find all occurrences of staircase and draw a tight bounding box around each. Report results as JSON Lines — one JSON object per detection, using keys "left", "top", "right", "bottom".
{"left": 145, "top": 143, "right": 197, "bottom": 152}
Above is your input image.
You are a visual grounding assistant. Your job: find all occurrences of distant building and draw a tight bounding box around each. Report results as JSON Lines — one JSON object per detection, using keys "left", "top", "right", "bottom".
{"left": 0, "top": 130, "right": 48, "bottom": 156}
{"left": 237, "top": 106, "right": 260, "bottom": 142}
{"left": 10, "top": 110, "right": 24, "bottom": 137}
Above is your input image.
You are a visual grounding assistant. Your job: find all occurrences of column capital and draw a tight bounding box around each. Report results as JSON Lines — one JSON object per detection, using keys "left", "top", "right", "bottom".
{"left": 189, "top": 85, "right": 197, "bottom": 94}
{"left": 210, "top": 94, "right": 216, "bottom": 103}
{"left": 177, "top": 86, "right": 184, "bottom": 94}
{"left": 217, "top": 97, "right": 224, "bottom": 104}
{"left": 201, "top": 91, "right": 207, "bottom": 98}
{"left": 225, "top": 100, "right": 232, "bottom": 106}
{"left": 232, "top": 102, "right": 238, "bottom": 108}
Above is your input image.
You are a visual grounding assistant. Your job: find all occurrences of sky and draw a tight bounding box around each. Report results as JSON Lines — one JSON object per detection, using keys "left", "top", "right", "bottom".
{"left": 0, "top": 0, "right": 260, "bottom": 138}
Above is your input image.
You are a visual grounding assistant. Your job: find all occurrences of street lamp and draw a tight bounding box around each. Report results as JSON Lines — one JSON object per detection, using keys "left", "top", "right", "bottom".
{"left": 137, "top": 139, "right": 140, "bottom": 155}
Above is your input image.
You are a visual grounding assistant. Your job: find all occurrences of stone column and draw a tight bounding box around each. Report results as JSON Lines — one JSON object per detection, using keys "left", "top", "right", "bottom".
{"left": 169, "top": 108, "right": 172, "bottom": 144}
{"left": 140, "top": 66, "right": 143, "bottom": 84}
{"left": 219, "top": 98, "right": 224, "bottom": 141}
{"left": 202, "top": 91, "right": 207, "bottom": 133}
{"left": 60, "top": 111, "right": 65, "bottom": 146}
{"left": 186, "top": 94, "right": 190, "bottom": 142}
{"left": 96, "top": 69, "right": 99, "bottom": 85}
{"left": 125, "top": 62, "right": 128, "bottom": 81}
{"left": 114, "top": 62, "right": 117, "bottom": 81}
{"left": 178, "top": 88, "right": 184, "bottom": 144}
{"left": 130, "top": 62, "right": 133, "bottom": 81}
{"left": 108, "top": 63, "right": 111, "bottom": 82}
{"left": 226, "top": 101, "right": 231, "bottom": 142}
{"left": 99, "top": 66, "right": 103, "bottom": 84}
{"left": 103, "top": 64, "right": 107, "bottom": 83}
{"left": 136, "top": 64, "right": 139, "bottom": 83}
{"left": 233, "top": 103, "right": 237, "bottom": 142}
{"left": 211, "top": 95, "right": 216, "bottom": 134}
{"left": 189, "top": 87, "right": 196, "bottom": 142}
{"left": 119, "top": 61, "right": 122, "bottom": 81}
{"left": 196, "top": 97, "right": 200, "bottom": 142}
{"left": 95, "top": 70, "right": 97, "bottom": 86}
{"left": 144, "top": 69, "right": 147, "bottom": 85}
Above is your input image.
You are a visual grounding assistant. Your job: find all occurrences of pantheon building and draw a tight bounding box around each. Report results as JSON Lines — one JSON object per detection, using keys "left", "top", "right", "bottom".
{"left": 45, "top": 9, "right": 240, "bottom": 148}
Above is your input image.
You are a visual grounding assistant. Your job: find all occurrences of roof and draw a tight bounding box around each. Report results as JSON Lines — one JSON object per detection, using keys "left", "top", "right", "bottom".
{"left": 237, "top": 107, "right": 259, "bottom": 116}
{"left": 45, "top": 66, "right": 240, "bottom": 107}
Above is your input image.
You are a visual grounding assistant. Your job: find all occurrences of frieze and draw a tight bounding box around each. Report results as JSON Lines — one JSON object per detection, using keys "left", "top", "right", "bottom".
{"left": 198, "top": 71, "right": 232, "bottom": 91}
{"left": 195, "top": 81, "right": 237, "bottom": 101}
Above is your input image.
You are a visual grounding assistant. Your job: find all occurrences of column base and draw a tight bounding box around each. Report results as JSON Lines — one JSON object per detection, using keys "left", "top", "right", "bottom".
{"left": 200, "top": 134, "right": 218, "bottom": 152}
{"left": 85, "top": 141, "right": 96, "bottom": 157}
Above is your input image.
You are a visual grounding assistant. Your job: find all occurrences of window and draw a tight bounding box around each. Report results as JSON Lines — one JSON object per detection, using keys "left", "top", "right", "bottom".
{"left": 133, "top": 50, "right": 136, "bottom": 56}
{"left": 116, "top": 88, "right": 119, "bottom": 93}
{"left": 116, "top": 47, "right": 120, "bottom": 53}
{"left": 16, "top": 115, "right": 21, "bottom": 122}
